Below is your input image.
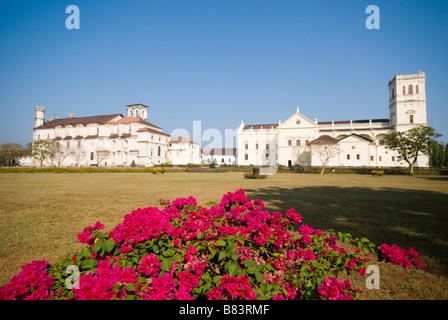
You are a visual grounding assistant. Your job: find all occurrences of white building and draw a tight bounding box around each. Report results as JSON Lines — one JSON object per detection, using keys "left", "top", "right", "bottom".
{"left": 202, "top": 148, "right": 237, "bottom": 165}
{"left": 238, "top": 72, "right": 429, "bottom": 168}
{"left": 30, "top": 104, "right": 173, "bottom": 167}
{"left": 168, "top": 137, "right": 201, "bottom": 165}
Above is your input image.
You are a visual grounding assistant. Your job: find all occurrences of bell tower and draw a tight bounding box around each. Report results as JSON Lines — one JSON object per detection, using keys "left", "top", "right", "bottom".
{"left": 34, "top": 106, "right": 45, "bottom": 128}
{"left": 388, "top": 72, "right": 427, "bottom": 132}
{"left": 126, "top": 104, "right": 148, "bottom": 120}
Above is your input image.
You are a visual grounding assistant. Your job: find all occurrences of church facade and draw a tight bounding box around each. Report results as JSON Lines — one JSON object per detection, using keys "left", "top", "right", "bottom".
{"left": 237, "top": 72, "right": 429, "bottom": 169}
{"left": 31, "top": 104, "right": 201, "bottom": 167}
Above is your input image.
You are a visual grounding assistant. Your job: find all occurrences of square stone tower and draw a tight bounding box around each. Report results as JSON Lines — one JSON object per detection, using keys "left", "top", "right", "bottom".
{"left": 388, "top": 72, "right": 427, "bottom": 132}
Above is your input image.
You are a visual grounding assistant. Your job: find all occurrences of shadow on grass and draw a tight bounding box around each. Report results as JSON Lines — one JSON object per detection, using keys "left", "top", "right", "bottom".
{"left": 244, "top": 186, "right": 448, "bottom": 277}
{"left": 415, "top": 176, "right": 448, "bottom": 182}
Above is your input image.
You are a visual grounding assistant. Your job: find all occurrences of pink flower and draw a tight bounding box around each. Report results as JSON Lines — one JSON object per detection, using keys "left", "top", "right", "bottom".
{"left": 379, "top": 244, "right": 425, "bottom": 269}
{"left": 318, "top": 277, "right": 363, "bottom": 300}
{"left": 285, "top": 208, "right": 302, "bottom": 225}
{"left": 77, "top": 221, "right": 105, "bottom": 247}
{"left": 0, "top": 260, "right": 54, "bottom": 300}
{"left": 138, "top": 254, "right": 161, "bottom": 277}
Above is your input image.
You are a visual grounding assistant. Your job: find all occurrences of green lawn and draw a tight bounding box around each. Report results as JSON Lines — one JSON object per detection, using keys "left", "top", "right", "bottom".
{"left": 0, "top": 172, "right": 447, "bottom": 299}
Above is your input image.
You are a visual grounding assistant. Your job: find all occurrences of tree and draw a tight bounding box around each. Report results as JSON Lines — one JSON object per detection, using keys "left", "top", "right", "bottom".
{"left": 429, "top": 140, "right": 445, "bottom": 168}
{"left": 53, "top": 143, "right": 70, "bottom": 167}
{"left": 31, "top": 140, "right": 57, "bottom": 167}
{"left": 445, "top": 143, "right": 448, "bottom": 168}
{"left": 383, "top": 125, "right": 442, "bottom": 174}
{"left": 311, "top": 142, "right": 340, "bottom": 175}
{"left": 0, "top": 143, "right": 26, "bottom": 166}
{"left": 95, "top": 149, "right": 111, "bottom": 166}
{"left": 69, "top": 146, "right": 85, "bottom": 166}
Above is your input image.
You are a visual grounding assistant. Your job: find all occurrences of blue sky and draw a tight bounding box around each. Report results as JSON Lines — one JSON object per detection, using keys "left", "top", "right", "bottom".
{"left": 1, "top": 0, "right": 447, "bottom": 147}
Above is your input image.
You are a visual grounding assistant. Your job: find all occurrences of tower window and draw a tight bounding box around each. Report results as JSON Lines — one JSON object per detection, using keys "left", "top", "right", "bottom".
{"left": 245, "top": 154, "right": 248, "bottom": 161}
{"left": 347, "top": 154, "right": 350, "bottom": 160}
{"left": 255, "top": 144, "right": 258, "bottom": 149}
{"left": 408, "top": 85, "right": 413, "bottom": 94}
{"left": 296, "top": 140, "right": 301, "bottom": 146}
{"left": 288, "top": 140, "right": 292, "bottom": 146}
{"left": 402, "top": 86, "right": 406, "bottom": 95}
{"left": 357, "top": 154, "right": 360, "bottom": 160}
{"left": 245, "top": 144, "right": 248, "bottom": 150}
{"left": 410, "top": 115, "right": 414, "bottom": 123}
{"left": 416, "top": 85, "right": 419, "bottom": 94}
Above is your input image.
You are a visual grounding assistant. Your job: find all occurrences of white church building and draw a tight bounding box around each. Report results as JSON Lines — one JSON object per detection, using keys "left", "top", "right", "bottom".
{"left": 237, "top": 72, "right": 429, "bottom": 169}
{"left": 30, "top": 104, "right": 201, "bottom": 167}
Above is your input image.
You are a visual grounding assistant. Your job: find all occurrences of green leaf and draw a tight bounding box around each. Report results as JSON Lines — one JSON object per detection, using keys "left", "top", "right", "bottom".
{"left": 102, "top": 238, "right": 115, "bottom": 253}
{"left": 80, "top": 258, "right": 98, "bottom": 271}
{"left": 93, "top": 243, "right": 102, "bottom": 253}
{"left": 265, "top": 263, "right": 275, "bottom": 271}
{"left": 226, "top": 244, "right": 238, "bottom": 253}
{"left": 337, "top": 232, "right": 343, "bottom": 241}
{"left": 126, "top": 294, "right": 135, "bottom": 300}
{"left": 246, "top": 267, "right": 256, "bottom": 274}
{"left": 173, "top": 254, "right": 182, "bottom": 263}
{"left": 215, "top": 240, "right": 226, "bottom": 247}
{"left": 162, "top": 248, "right": 176, "bottom": 257}
{"left": 125, "top": 283, "right": 135, "bottom": 292}
{"left": 161, "top": 258, "right": 172, "bottom": 272}
{"left": 218, "top": 251, "right": 227, "bottom": 261}
{"left": 243, "top": 259, "right": 256, "bottom": 267}
{"left": 197, "top": 232, "right": 205, "bottom": 240}
{"left": 228, "top": 263, "right": 237, "bottom": 277}
{"left": 202, "top": 272, "right": 212, "bottom": 282}
{"left": 255, "top": 271, "right": 264, "bottom": 283}
{"left": 77, "top": 247, "right": 91, "bottom": 260}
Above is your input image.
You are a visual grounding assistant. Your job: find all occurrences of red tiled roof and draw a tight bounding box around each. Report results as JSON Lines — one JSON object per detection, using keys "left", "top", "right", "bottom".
{"left": 109, "top": 117, "right": 162, "bottom": 130}
{"left": 136, "top": 127, "right": 170, "bottom": 137}
{"left": 169, "top": 136, "right": 199, "bottom": 145}
{"left": 34, "top": 114, "right": 123, "bottom": 129}
{"left": 309, "top": 135, "right": 339, "bottom": 144}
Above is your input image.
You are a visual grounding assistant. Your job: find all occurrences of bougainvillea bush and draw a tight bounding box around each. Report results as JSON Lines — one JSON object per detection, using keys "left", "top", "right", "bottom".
{"left": 0, "top": 189, "right": 426, "bottom": 300}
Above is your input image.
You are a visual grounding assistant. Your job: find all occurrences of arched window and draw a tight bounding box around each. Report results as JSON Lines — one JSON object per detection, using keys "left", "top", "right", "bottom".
{"left": 296, "top": 140, "right": 301, "bottom": 146}
{"left": 288, "top": 140, "right": 292, "bottom": 146}
{"left": 416, "top": 85, "right": 419, "bottom": 94}
{"left": 391, "top": 88, "right": 395, "bottom": 99}
{"left": 402, "top": 86, "right": 406, "bottom": 95}
{"left": 408, "top": 85, "right": 413, "bottom": 94}
{"left": 305, "top": 140, "right": 310, "bottom": 146}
